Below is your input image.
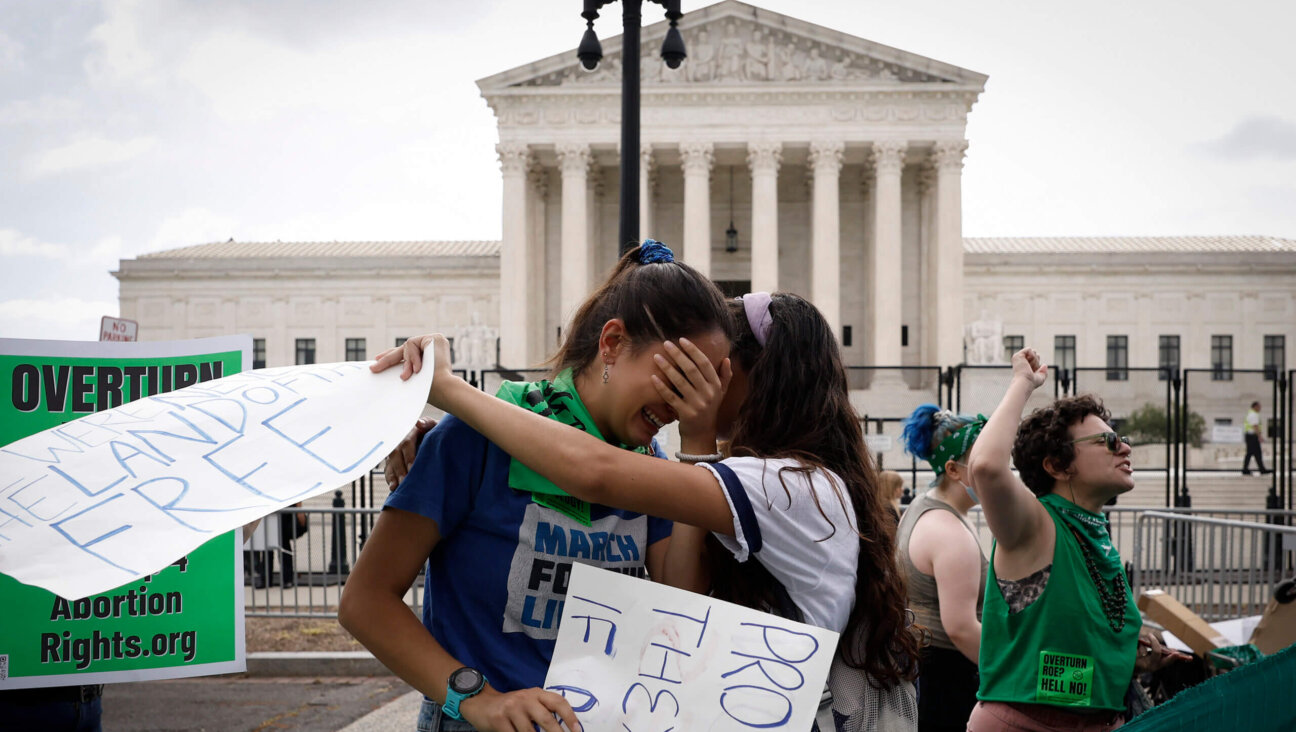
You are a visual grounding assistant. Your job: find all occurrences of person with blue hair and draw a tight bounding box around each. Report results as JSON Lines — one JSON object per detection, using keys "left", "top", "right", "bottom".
{"left": 897, "top": 403, "right": 989, "bottom": 732}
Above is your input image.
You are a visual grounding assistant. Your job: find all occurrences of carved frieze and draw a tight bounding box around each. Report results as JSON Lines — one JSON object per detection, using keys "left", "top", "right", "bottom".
{"left": 515, "top": 18, "right": 950, "bottom": 88}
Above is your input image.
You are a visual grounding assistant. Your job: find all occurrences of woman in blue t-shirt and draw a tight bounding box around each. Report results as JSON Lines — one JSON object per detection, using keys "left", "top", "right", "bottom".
{"left": 339, "top": 241, "right": 735, "bottom": 732}
{"left": 384, "top": 292, "right": 923, "bottom": 730}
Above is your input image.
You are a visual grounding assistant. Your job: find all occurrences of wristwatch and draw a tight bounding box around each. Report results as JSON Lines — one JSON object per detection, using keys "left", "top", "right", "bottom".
{"left": 443, "top": 666, "right": 487, "bottom": 720}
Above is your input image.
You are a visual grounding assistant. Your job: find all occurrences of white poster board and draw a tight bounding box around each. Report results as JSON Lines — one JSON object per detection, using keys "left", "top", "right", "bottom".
{"left": 0, "top": 356, "right": 433, "bottom": 600}
{"left": 1212, "top": 424, "right": 1244, "bottom": 444}
{"left": 544, "top": 563, "right": 839, "bottom": 731}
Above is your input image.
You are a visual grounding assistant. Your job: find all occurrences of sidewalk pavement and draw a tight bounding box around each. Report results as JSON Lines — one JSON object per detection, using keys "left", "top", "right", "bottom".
{"left": 245, "top": 652, "right": 836, "bottom": 730}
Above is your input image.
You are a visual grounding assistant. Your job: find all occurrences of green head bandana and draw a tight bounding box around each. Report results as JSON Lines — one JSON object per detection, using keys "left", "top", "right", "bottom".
{"left": 927, "top": 414, "right": 987, "bottom": 476}
{"left": 495, "top": 369, "right": 653, "bottom": 526}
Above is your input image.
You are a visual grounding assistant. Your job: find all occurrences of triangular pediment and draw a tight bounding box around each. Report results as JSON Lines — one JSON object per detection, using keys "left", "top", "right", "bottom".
{"left": 477, "top": 0, "right": 986, "bottom": 92}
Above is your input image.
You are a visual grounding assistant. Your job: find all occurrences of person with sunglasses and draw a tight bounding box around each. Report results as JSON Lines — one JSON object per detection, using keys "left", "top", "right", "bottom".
{"left": 964, "top": 347, "right": 1184, "bottom": 731}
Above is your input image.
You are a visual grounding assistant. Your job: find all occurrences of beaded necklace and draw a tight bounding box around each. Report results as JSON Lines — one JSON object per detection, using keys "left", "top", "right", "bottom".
{"left": 1045, "top": 495, "right": 1130, "bottom": 633}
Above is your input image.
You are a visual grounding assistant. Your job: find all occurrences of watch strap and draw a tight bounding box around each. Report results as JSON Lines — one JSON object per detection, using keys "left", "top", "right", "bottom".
{"left": 443, "top": 668, "right": 486, "bottom": 720}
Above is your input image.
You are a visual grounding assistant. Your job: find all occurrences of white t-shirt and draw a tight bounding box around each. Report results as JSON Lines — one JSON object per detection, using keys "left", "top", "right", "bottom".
{"left": 701, "top": 456, "right": 860, "bottom": 633}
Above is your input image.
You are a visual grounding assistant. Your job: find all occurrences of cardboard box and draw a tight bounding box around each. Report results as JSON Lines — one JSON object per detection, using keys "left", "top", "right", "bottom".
{"left": 1138, "top": 589, "right": 1229, "bottom": 656}
{"left": 1247, "top": 580, "right": 1296, "bottom": 656}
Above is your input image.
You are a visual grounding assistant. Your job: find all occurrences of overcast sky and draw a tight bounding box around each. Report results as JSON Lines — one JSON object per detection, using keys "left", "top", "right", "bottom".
{"left": 2, "top": 0, "right": 1294, "bottom": 341}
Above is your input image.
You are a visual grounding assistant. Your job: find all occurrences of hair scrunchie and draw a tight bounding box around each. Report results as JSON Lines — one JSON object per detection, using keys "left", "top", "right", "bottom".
{"left": 637, "top": 239, "right": 674, "bottom": 264}
{"left": 742, "top": 292, "right": 773, "bottom": 346}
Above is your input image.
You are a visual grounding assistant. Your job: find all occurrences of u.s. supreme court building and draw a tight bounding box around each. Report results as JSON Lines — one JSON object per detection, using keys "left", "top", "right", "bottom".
{"left": 115, "top": 1, "right": 1295, "bottom": 436}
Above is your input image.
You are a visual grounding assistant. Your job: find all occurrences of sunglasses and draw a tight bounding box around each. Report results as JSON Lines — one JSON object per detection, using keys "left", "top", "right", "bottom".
{"left": 1071, "top": 431, "right": 1132, "bottom": 453}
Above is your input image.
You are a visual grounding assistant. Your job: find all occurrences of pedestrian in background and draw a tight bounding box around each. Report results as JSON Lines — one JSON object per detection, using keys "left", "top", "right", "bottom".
{"left": 1242, "top": 400, "right": 1269, "bottom": 475}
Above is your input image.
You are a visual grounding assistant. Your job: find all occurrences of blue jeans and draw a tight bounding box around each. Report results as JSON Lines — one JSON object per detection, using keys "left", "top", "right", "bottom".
{"left": 0, "top": 696, "right": 102, "bottom": 732}
{"left": 417, "top": 698, "right": 477, "bottom": 732}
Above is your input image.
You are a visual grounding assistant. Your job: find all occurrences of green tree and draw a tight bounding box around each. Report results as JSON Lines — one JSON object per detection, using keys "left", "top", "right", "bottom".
{"left": 1121, "top": 403, "right": 1205, "bottom": 448}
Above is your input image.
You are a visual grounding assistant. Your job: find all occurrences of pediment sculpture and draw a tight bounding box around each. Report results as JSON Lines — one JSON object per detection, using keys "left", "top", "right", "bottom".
{"left": 514, "top": 19, "right": 949, "bottom": 88}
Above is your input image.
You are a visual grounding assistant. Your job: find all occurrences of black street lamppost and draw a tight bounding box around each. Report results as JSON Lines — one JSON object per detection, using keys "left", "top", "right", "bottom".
{"left": 578, "top": 1, "right": 686, "bottom": 254}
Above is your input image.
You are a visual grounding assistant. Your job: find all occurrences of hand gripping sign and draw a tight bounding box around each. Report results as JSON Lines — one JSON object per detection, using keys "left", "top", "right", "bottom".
{"left": 0, "top": 344, "right": 434, "bottom": 601}
{"left": 545, "top": 564, "right": 839, "bottom": 731}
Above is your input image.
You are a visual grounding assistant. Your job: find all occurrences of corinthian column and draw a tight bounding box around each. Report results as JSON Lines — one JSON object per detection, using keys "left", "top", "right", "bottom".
{"left": 497, "top": 142, "right": 532, "bottom": 367}
{"left": 639, "top": 144, "right": 655, "bottom": 242}
{"left": 747, "top": 141, "right": 782, "bottom": 294}
{"left": 557, "top": 143, "right": 591, "bottom": 331}
{"left": 870, "top": 139, "right": 907, "bottom": 366}
{"left": 680, "top": 141, "right": 714, "bottom": 275}
{"left": 933, "top": 139, "right": 969, "bottom": 369}
{"left": 809, "top": 140, "right": 845, "bottom": 337}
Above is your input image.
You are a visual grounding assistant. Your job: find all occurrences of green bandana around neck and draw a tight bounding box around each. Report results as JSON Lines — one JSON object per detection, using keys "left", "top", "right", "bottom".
{"left": 928, "top": 415, "right": 987, "bottom": 475}
{"left": 494, "top": 368, "right": 653, "bottom": 526}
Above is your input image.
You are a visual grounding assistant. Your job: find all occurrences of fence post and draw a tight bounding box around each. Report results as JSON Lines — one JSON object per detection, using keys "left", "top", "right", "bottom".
{"left": 1178, "top": 371, "right": 1192, "bottom": 507}
{"left": 327, "top": 489, "right": 349, "bottom": 576}
{"left": 1165, "top": 369, "right": 1174, "bottom": 508}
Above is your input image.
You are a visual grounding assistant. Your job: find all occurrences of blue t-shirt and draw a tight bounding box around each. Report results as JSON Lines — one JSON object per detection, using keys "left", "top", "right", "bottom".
{"left": 384, "top": 414, "right": 674, "bottom": 693}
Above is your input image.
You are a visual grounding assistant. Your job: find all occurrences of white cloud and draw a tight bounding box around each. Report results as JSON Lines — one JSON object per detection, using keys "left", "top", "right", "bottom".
{"left": 1198, "top": 116, "right": 1296, "bottom": 161}
{"left": 83, "top": 0, "right": 157, "bottom": 87}
{"left": 0, "top": 96, "right": 83, "bottom": 125}
{"left": 0, "top": 297, "right": 117, "bottom": 341}
{"left": 27, "top": 135, "right": 158, "bottom": 177}
{"left": 0, "top": 229, "right": 71, "bottom": 260}
{"left": 174, "top": 29, "right": 440, "bottom": 124}
{"left": 88, "top": 235, "right": 124, "bottom": 262}
{"left": 149, "top": 208, "right": 238, "bottom": 253}
{"left": 0, "top": 29, "right": 23, "bottom": 72}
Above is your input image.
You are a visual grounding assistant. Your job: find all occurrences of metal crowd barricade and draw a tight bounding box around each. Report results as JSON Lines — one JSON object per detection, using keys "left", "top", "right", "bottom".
{"left": 244, "top": 506, "right": 425, "bottom": 619}
{"left": 965, "top": 506, "right": 1296, "bottom": 574}
{"left": 1130, "top": 511, "right": 1296, "bottom": 622}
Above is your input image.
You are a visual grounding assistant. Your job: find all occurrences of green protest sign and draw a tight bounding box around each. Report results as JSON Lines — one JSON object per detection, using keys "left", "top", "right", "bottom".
{"left": 0, "top": 336, "right": 251, "bottom": 688}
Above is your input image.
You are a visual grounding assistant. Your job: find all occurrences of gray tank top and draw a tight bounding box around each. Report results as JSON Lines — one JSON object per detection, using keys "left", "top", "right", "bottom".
{"left": 896, "top": 491, "right": 988, "bottom": 650}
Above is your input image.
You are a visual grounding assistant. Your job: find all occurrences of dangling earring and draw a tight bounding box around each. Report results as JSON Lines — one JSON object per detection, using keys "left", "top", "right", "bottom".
{"left": 602, "top": 363, "right": 609, "bottom": 384}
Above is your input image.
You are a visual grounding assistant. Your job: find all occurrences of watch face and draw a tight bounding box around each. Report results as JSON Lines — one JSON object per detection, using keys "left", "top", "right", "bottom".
{"left": 449, "top": 667, "right": 484, "bottom": 694}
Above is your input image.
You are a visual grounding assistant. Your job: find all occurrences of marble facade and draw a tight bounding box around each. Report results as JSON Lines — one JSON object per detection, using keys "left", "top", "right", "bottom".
{"left": 479, "top": 0, "right": 986, "bottom": 371}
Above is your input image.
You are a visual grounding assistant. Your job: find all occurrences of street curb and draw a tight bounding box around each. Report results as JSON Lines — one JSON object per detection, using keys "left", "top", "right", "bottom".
{"left": 245, "top": 651, "right": 393, "bottom": 677}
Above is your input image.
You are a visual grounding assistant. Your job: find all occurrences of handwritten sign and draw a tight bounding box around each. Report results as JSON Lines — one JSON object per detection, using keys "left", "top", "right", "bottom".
{"left": 544, "top": 563, "right": 838, "bottom": 731}
{"left": 0, "top": 343, "right": 433, "bottom": 601}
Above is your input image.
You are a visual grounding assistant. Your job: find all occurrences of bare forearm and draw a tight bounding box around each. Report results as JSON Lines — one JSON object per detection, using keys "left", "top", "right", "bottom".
{"left": 436, "top": 374, "right": 612, "bottom": 501}
{"left": 945, "top": 622, "right": 982, "bottom": 664}
{"left": 970, "top": 377, "right": 1033, "bottom": 483}
{"left": 661, "top": 524, "right": 711, "bottom": 593}
{"left": 340, "top": 590, "right": 464, "bottom": 703}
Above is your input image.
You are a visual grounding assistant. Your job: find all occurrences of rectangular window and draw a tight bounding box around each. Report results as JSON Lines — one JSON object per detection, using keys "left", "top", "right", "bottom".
{"left": 1106, "top": 335, "right": 1128, "bottom": 381}
{"left": 1054, "top": 335, "right": 1076, "bottom": 377}
{"left": 1003, "top": 335, "right": 1024, "bottom": 362}
{"left": 345, "top": 338, "right": 367, "bottom": 362}
{"left": 253, "top": 338, "right": 266, "bottom": 370}
{"left": 1264, "top": 335, "right": 1285, "bottom": 381}
{"left": 1211, "top": 335, "right": 1232, "bottom": 381}
{"left": 1158, "top": 335, "right": 1179, "bottom": 381}
{"left": 295, "top": 338, "right": 316, "bottom": 365}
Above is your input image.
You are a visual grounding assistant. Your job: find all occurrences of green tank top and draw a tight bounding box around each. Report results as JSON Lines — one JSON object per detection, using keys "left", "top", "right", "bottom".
{"left": 977, "top": 494, "right": 1141, "bottom": 712}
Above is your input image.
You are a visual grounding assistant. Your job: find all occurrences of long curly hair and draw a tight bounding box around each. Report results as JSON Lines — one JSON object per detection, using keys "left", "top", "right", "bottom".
{"left": 1012, "top": 395, "right": 1111, "bottom": 496}
{"left": 716, "top": 293, "right": 920, "bottom": 688}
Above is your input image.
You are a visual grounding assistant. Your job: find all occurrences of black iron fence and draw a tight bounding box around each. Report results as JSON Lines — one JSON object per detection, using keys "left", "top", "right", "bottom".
{"left": 240, "top": 363, "right": 1291, "bottom": 617}
{"left": 460, "top": 363, "right": 1294, "bottom": 513}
